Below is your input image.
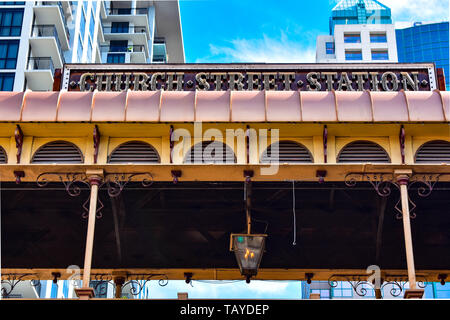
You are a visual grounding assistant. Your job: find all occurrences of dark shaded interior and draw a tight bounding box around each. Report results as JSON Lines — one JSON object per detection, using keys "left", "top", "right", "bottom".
{"left": 2, "top": 181, "right": 449, "bottom": 271}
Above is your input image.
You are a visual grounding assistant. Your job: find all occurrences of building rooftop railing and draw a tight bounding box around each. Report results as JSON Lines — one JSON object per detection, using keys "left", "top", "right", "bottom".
{"left": 26, "top": 57, "right": 54, "bottom": 75}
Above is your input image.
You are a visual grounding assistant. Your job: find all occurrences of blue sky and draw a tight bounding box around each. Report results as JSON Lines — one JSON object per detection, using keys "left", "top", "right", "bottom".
{"left": 145, "top": 280, "right": 302, "bottom": 299}
{"left": 143, "top": 0, "right": 450, "bottom": 299}
{"left": 179, "top": 0, "right": 450, "bottom": 63}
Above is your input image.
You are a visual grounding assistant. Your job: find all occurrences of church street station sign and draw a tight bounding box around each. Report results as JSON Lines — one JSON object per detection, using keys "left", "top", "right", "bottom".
{"left": 61, "top": 63, "right": 437, "bottom": 92}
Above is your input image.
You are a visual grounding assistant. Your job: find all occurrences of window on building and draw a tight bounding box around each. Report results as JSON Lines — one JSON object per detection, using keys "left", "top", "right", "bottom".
{"left": 87, "top": 37, "right": 92, "bottom": 62}
{"left": 109, "top": 40, "right": 128, "bottom": 53}
{"left": 331, "top": 282, "right": 353, "bottom": 298}
{"left": 79, "top": 8, "right": 86, "bottom": 37}
{"left": 0, "top": 2, "right": 25, "bottom": 4}
{"left": 325, "top": 42, "right": 335, "bottom": 54}
{"left": 370, "top": 32, "right": 387, "bottom": 43}
{"left": 77, "top": 36, "right": 83, "bottom": 62}
{"left": 345, "top": 50, "right": 362, "bottom": 61}
{"left": 372, "top": 50, "right": 389, "bottom": 60}
{"left": 89, "top": 10, "right": 95, "bottom": 37}
{"left": 434, "top": 283, "right": 450, "bottom": 298}
{"left": 92, "top": 1, "right": 97, "bottom": 14}
{"left": 0, "top": 72, "right": 14, "bottom": 90}
{"left": 344, "top": 33, "right": 361, "bottom": 43}
{"left": 0, "top": 8, "right": 23, "bottom": 36}
{"left": 111, "top": 22, "right": 129, "bottom": 33}
{"left": 50, "top": 282, "right": 58, "bottom": 298}
{"left": 107, "top": 53, "right": 125, "bottom": 63}
{"left": 0, "top": 40, "right": 19, "bottom": 68}
{"left": 62, "top": 280, "right": 69, "bottom": 298}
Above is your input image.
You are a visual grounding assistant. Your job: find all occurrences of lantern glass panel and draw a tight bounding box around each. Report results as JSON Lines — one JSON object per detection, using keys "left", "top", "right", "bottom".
{"left": 231, "top": 234, "right": 266, "bottom": 277}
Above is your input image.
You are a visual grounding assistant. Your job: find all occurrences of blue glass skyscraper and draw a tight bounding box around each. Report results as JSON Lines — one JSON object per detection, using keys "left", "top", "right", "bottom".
{"left": 329, "top": 0, "right": 393, "bottom": 35}
{"left": 396, "top": 22, "right": 450, "bottom": 90}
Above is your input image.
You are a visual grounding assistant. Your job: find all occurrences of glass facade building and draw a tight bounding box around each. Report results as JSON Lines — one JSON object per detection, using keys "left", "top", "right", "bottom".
{"left": 329, "top": 0, "right": 392, "bottom": 35}
{"left": 396, "top": 22, "right": 450, "bottom": 90}
{"left": 302, "top": 281, "right": 450, "bottom": 299}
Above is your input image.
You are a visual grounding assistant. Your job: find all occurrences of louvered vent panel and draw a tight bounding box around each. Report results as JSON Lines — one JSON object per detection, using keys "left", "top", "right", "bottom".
{"left": 415, "top": 140, "right": 450, "bottom": 163}
{"left": 338, "top": 141, "right": 390, "bottom": 163}
{"left": 108, "top": 141, "right": 160, "bottom": 163}
{"left": 0, "top": 147, "right": 7, "bottom": 163}
{"left": 261, "top": 141, "right": 313, "bottom": 163}
{"left": 32, "top": 141, "right": 83, "bottom": 163}
{"left": 184, "top": 141, "right": 236, "bottom": 164}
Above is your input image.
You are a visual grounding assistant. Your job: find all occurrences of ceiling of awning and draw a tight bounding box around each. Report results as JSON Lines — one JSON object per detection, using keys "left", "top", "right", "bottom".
{"left": 2, "top": 181, "right": 449, "bottom": 273}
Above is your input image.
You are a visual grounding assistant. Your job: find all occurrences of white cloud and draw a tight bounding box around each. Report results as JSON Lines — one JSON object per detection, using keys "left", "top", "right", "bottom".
{"left": 197, "top": 32, "right": 316, "bottom": 63}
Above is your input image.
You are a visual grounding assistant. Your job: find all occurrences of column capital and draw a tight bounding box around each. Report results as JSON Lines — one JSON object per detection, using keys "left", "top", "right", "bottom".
{"left": 394, "top": 169, "right": 413, "bottom": 185}
{"left": 86, "top": 169, "right": 104, "bottom": 186}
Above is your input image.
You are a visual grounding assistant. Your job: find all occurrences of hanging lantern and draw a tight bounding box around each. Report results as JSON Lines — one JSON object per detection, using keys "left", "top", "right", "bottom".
{"left": 230, "top": 233, "right": 267, "bottom": 283}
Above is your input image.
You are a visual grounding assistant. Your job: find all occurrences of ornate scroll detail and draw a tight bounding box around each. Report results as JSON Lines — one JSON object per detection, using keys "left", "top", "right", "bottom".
{"left": 344, "top": 172, "right": 448, "bottom": 219}
{"left": 122, "top": 274, "right": 169, "bottom": 297}
{"left": 36, "top": 172, "right": 154, "bottom": 219}
{"left": 328, "top": 273, "right": 429, "bottom": 298}
{"left": 1, "top": 273, "right": 35, "bottom": 298}
{"left": 91, "top": 274, "right": 115, "bottom": 296}
{"left": 103, "top": 173, "right": 154, "bottom": 198}
{"left": 328, "top": 274, "right": 374, "bottom": 297}
{"left": 90, "top": 273, "right": 168, "bottom": 298}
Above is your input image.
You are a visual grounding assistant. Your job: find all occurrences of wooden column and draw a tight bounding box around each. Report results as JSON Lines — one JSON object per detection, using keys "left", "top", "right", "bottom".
{"left": 396, "top": 173, "right": 417, "bottom": 290}
{"left": 75, "top": 170, "right": 103, "bottom": 300}
{"left": 395, "top": 170, "right": 423, "bottom": 298}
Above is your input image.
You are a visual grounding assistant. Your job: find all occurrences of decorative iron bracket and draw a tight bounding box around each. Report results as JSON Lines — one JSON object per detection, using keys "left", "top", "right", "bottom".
{"left": 93, "top": 125, "right": 100, "bottom": 164}
{"left": 90, "top": 273, "right": 168, "bottom": 298}
{"left": 36, "top": 172, "right": 154, "bottom": 219}
{"left": 14, "top": 124, "right": 23, "bottom": 164}
{"left": 328, "top": 273, "right": 428, "bottom": 298}
{"left": 1, "top": 273, "right": 35, "bottom": 298}
{"left": 344, "top": 172, "right": 448, "bottom": 219}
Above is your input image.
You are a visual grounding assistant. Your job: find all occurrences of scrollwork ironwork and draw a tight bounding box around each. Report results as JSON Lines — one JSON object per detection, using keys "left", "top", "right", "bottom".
{"left": 91, "top": 274, "right": 115, "bottom": 297}
{"left": 122, "top": 274, "right": 168, "bottom": 297}
{"left": 344, "top": 172, "right": 448, "bottom": 219}
{"left": 103, "top": 173, "right": 154, "bottom": 198}
{"left": 36, "top": 171, "right": 154, "bottom": 219}
{"left": 328, "top": 273, "right": 429, "bottom": 298}
{"left": 1, "top": 273, "right": 34, "bottom": 298}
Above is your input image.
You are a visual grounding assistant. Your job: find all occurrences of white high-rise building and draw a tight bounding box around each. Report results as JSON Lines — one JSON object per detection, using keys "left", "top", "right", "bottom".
{"left": 315, "top": 0, "right": 398, "bottom": 63}
{"left": 0, "top": 1, "right": 184, "bottom": 92}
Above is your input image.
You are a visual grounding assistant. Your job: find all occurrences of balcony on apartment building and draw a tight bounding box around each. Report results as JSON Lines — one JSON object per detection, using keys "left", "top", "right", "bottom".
{"left": 152, "top": 37, "right": 167, "bottom": 63}
{"left": 102, "top": 22, "right": 150, "bottom": 59}
{"left": 25, "top": 57, "right": 54, "bottom": 91}
{"left": 103, "top": 4, "right": 150, "bottom": 26}
{"left": 29, "top": 25, "right": 64, "bottom": 67}
{"left": 33, "top": 1, "right": 70, "bottom": 50}
{"left": 26, "top": 24, "right": 65, "bottom": 91}
{"left": 100, "top": 43, "right": 147, "bottom": 63}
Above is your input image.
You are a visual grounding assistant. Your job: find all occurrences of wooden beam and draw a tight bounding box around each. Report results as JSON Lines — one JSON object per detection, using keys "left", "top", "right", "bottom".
{"left": 3, "top": 268, "right": 448, "bottom": 282}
